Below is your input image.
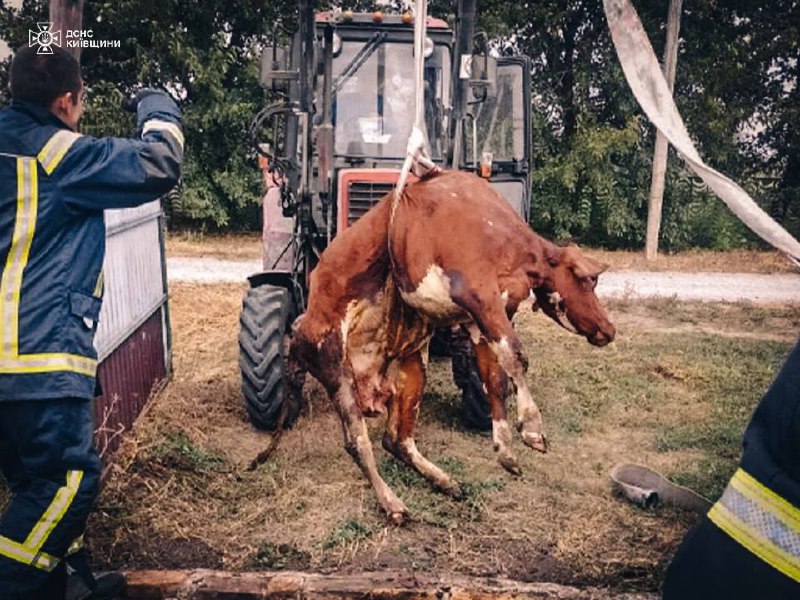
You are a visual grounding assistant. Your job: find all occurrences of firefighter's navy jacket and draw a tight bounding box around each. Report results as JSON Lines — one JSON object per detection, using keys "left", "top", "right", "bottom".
{"left": 664, "top": 339, "right": 800, "bottom": 598}
{"left": 0, "top": 94, "right": 183, "bottom": 401}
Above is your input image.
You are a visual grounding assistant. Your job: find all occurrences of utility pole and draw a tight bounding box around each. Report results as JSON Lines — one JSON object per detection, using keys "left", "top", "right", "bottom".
{"left": 645, "top": 0, "right": 682, "bottom": 261}
{"left": 49, "top": 0, "right": 84, "bottom": 62}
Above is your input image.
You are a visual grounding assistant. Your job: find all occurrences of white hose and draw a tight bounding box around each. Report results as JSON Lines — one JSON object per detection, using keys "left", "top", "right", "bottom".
{"left": 604, "top": 0, "right": 800, "bottom": 266}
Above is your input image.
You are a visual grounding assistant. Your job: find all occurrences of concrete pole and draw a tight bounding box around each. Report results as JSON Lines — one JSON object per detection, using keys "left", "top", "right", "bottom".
{"left": 645, "top": 0, "right": 682, "bottom": 261}
{"left": 49, "top": 0, "right": 84, "bottom": 62}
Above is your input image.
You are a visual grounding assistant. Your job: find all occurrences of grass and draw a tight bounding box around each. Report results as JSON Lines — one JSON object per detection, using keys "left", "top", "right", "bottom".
{"left": 322, "top": 518, "right": 376, "bottom": 550}
{"left": 166, "top": 232, "right": 261, "bottom": 261}
{"left": 588, "top": 248, "right": 796, "bottom": 273}
{"left": 150, "top": 431, "right": 228, "bottom": 474}
{"left": 38, "top": 283, "right": 798, "bottom": 591}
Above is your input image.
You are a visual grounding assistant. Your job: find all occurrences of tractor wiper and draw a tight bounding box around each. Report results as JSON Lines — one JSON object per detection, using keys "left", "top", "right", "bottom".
{"left": 332, "top": 31, "right": 387, "bottom": 95}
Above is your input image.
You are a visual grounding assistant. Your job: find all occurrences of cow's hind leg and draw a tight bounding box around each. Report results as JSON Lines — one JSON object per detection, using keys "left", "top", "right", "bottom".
{"left": 382, "top": 352, "right": 463, "bottom": 498}
{"left": 334, "top": 380, "right": 409, "bottom": 524}
{"left": 453, "top": 288, "right": 547, "bottom": 453}
{"left": 290, "top": 326, "right": 408, "bottom": 523}
{"left": 473, "top": 338, "right": 522, "bottom": 475}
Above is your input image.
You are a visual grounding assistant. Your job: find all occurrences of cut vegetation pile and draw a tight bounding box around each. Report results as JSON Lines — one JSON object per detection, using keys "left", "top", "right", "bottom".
{"left": 79, "top": 283, "right": 799, "bottom": 592}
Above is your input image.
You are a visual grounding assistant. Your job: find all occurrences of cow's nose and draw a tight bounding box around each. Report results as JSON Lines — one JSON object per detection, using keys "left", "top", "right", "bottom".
{"left": 589, "top": 325, "right": 615, "bottom": 347}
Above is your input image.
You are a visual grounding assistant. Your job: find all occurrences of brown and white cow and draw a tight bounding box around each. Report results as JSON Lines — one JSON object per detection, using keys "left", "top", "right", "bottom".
{"left": 289, "top": 170, "right": 615, "bottom": 523}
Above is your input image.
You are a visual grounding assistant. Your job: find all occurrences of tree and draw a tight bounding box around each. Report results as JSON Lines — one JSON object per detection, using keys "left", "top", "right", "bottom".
{"left": 478, "top": 0, "right": 799, "bottom": 250}
{"left": 1, "top": 0, "right": 297, "bottom": 229}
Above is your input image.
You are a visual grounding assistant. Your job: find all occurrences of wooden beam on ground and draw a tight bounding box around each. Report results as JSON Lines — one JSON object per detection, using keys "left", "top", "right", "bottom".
{"left": 123, "top": 569, "right": 658, "bottom": 599}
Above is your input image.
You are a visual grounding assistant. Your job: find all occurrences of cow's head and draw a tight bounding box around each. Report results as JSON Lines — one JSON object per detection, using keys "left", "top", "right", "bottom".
{"left": 532, "top": 245, "right": 615, "bottom": 347}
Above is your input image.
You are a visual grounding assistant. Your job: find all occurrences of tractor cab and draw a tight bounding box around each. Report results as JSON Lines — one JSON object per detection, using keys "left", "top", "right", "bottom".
{"left": 312, "top": 12, "right": 454, "bottom": 232}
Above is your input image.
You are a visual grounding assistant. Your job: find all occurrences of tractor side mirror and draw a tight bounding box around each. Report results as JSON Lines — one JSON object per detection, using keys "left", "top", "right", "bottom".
{"left": 259, "top": 46, "right": 297, "bottom": 92}
{"left": 468, "top": 54, "right": 497, "bottom": 102}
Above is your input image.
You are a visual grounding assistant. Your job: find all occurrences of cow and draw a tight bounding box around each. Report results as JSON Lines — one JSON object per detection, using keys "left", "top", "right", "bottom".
{"left": 288, "top": 170, "right": 616, "bottom": 523}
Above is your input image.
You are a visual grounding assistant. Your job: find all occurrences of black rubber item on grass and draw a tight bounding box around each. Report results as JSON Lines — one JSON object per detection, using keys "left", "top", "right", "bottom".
{"left": 239, "top": 285, "right": 301, "bottom": 430}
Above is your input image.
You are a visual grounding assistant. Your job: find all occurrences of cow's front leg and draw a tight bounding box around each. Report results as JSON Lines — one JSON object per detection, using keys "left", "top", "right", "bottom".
{"left": 492, "top": 336, "right": 547, "bottom": 453}
{"left": 382, "top": 352, "right": 463, "bottom": 498}
{"left": 334, "top": 380, "right": 408, "bottom": 524}
{"left": 473, "top": 339, "right": 522, "bottom": 475}
{"left": 453, "top": 289, "right": 547, "bottom": 454}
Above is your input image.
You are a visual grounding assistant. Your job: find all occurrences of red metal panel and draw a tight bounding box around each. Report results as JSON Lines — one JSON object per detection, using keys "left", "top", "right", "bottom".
{"left": 94, "top": 309, "right": 167, "bottom": 460}
{"left": 337, "top": 168, "right": 418, "bottom": 232}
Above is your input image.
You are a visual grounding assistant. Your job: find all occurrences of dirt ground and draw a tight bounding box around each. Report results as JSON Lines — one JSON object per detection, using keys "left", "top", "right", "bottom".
{"left": 84, "top": 283, "right": 800, "bottom": 593}
{"left": 165, "top": 232, "right": 797, "bottom": 274}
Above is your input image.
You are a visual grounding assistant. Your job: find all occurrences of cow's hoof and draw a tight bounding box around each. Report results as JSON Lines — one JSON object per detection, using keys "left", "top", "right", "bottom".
{"left": 440, "top": 481, "right": 464, "bottom": 500}
{"left": 388, "top": 510, "right": 409, "bottom": 526}
{"left": 498, "top": 454, "right": 523, "bottom": 476}
{"left": 521, "top": 431, "right": 548, "bottom": 453}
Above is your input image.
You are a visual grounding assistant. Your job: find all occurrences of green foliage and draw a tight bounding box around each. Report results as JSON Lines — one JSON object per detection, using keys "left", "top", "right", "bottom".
{"left": 0, "top": 0, "right": 286, "bottom": 230}
{"left": 483, "top": 0, "right": 800, "bottom": 249}
{"left": 322, "top": 518, "right": 375, "bottom": 550}
{"left": 151, "top": 431, "right": 226, "bottom": 474}
{"left": 531, "top": 117, "right": 647, "bottom": 247}
{"left": 246, "top": 542, "right": 309, "bottom": 569}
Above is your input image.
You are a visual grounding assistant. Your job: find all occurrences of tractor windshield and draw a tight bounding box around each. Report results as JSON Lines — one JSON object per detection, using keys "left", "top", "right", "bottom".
{"left": 331, "top": 40, "right": 450, "bottom": 159}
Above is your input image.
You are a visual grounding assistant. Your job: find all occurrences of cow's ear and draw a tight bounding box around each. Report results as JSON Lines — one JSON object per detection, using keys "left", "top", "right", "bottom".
{"left": 572, "top": 255, "right": 608, "bottom": 279}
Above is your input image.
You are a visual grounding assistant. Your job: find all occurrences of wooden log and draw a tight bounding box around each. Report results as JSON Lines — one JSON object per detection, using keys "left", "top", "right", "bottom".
{"left": 124, "top": 569, "right": 658, "bottom": 599}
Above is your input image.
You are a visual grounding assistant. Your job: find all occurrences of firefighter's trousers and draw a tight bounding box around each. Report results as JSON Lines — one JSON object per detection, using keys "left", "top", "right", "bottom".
{"left": 0, "top": 398, "right": 101, "bottom": 599}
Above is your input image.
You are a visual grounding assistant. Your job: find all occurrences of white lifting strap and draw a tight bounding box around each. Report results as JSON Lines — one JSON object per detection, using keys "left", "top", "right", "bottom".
{"left": 393, "top": 0, "right": 440, "bottom": 217}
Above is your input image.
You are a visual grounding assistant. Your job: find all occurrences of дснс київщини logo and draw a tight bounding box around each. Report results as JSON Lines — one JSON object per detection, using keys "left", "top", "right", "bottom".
{"left": 29, "top": 23, "right": 61, "bottom": 54}
{"left": 28, "top": 23, "right": 120, "bottom": 52}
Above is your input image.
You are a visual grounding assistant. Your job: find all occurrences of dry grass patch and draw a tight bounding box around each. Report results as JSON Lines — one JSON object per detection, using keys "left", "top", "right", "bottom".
{"left": 166, "top": 232, "right": 261, "bottom": 261}
{"left": 85, "top": 284, "right": 798, "bottom": 592}
{"left": 589, "top": 248, "right": 795, "bottom": 273}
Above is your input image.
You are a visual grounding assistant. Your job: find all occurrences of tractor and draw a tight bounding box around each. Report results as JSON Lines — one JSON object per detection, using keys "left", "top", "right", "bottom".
{"left": 239, "top": 0, "right": 533, "bottom": 431}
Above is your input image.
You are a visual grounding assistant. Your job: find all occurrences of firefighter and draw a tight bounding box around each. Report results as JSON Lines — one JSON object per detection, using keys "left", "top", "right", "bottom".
{"left": 0, "top": 45, "right": 183, "bottom": 599}
{"left": 663, "top": 338, "right": 800, "bottom": 599}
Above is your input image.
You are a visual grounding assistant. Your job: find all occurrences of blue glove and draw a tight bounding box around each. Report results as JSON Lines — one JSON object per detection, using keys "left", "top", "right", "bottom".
{"left": 135, "top": 89, "right": 182, "bottom": 129}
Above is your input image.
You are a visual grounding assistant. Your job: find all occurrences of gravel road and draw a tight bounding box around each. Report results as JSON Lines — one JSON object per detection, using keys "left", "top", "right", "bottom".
{"left": 166, "top": 257, "right": 800, "bottom": 305}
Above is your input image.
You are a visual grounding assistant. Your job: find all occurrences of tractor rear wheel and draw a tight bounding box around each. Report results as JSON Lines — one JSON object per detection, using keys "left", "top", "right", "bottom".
{"left": 448, "top": 328, "right": 493, "bottom": 432}
{"left": 239, "top": 285, "right": 302, "bottom": 430}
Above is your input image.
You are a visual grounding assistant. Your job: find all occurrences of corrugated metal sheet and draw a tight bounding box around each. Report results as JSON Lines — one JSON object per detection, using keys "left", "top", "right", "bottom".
{"left": 96, "top": 201, "right": 166, "bottom": 360}
{"left": 94, "top": 308, "right": 167, "bottom": 459}
{"left": 93, "top": 200, "right": 171, "bottom": 459}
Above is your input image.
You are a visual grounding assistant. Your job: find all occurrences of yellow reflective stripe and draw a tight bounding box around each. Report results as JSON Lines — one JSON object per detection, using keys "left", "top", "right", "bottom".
{"left": 36, "top": 130, "right": 83, "bottom": 175}
{"left": 0, "top": 353, "right": 97, "bottom": 377}
{"left": 0, "top": 471, "right": 83, "bottom": 572}
{"left": 0, "top": 536, "right": 59, "bottom": 571}
{"left": 142, "top": 118, "right": 184, "bottom": 150}
{"left": 0, "top": 157, "right": 37, "bottom": 357}
{"left": 709, "top": 501, "right": 800, "bottom": 582}
{"left": 24, "top": 470, "right": 83, "bottom": 551}
{"left": 67, "top": 534, "right": 84, "bottom": 556}
{"left": 732, "top": 468, "right": 800, "bottom": 532}
{"left": 708, "top": 468, "right": 800, "bottom": 583}
{"left": 93, "top": 271, "right": 104, "bottom": 298}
